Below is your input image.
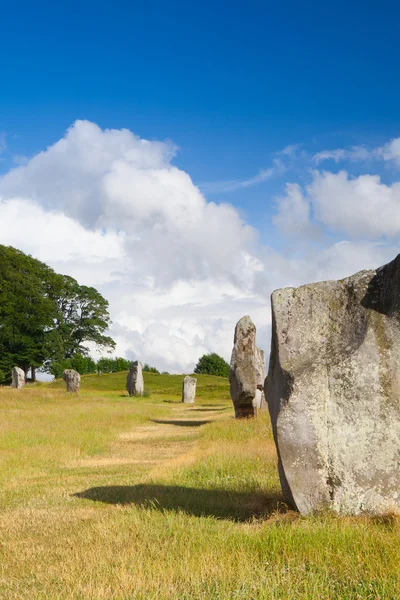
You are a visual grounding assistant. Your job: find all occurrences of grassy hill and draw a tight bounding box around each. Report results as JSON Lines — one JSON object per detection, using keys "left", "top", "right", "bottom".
{"left": 49, "top": 370, "right": 231, "bottom": 400}
{"left": 0, "top": 374, "right": 399, "bottom": 599}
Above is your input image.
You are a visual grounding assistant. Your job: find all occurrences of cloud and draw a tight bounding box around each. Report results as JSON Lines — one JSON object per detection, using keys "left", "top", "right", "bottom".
{"left": 276, "top": 144, "right": 303, "bottom": 158}
{"left": 199, "top": 158, "right": 285, "bottom": 194}
{"left": 0, "top": 120, "right": 269, "bottom": 372}
{"left": 273, "top": 183, "right": 321, "bottom": 239}
{"left": 275, "top": 170, "right": 400, "bottom": 240}
{"left": 313, "top": 137, "right": 400, "bottom": 167}
{"left": 376, "top": 138, "right": 400, "bottom": 165}
{"left": 1, "top": 121, "right": 399, "bottom": 374}
{"left": 0, "top": 198, "right": 126, "bottom": 286}
{"left": 0, "top": 120, "right": 260, "bottom": 286}
{"left": 313, "top": 146, "right": 371, "bottom": 164}
{"left": 309, "top": 170, "right": 400, "bottom": 238}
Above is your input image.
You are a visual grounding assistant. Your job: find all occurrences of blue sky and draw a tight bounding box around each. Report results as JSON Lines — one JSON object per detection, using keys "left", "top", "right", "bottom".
{"left": 2, "top": 0, "right": 400, "bottom": 208}
{"left": 1, "top": 1, "right": 400, "bottom": 370}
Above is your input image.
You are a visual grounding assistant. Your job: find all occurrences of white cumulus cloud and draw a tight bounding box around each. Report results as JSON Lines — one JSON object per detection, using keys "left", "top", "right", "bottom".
{"left": 275, "top": 170, "right": 400, "bottom": 240}
{"left": 1, "top": 121, "right": 400, "bottom": 374}
{"left": 0, "top": 120, "right": 268, "bottom": 372}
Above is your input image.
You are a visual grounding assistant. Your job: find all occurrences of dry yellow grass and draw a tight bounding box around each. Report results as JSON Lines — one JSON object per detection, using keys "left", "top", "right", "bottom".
{"left": 0, "top": 378, "right": 400, "bottom": 599}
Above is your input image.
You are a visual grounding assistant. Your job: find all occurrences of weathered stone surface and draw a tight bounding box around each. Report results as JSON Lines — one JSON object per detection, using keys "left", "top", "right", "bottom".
{"left": 11, "top": 367, "right": 25, "bottom": 389}
{"left": 255, "top": 347, "right": 267, "bottom": 410}
{"left": 267, "top": 254, "right": 400, "bottom": 516}
{"left": 126, "top": 361, "right": 144, "bottom": 397}
{"left": 62, "top": 369, "right": 80, "bottom": 392}
{"left": 182, "top": 375, "right": 197, "bottom": 404}
{"left": 182, "top": 375, "right": 197, "bottom": 403}
{"left": 229, "top": 316, "right": 259, "bottom": 417}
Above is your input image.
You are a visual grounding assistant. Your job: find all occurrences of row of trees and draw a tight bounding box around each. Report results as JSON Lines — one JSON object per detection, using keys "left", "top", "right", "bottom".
{"left": 50, "top": 355, "right": 162, "bottom": 379}
{"left": 50, "top": 353, "right": 229, "bottom": 378}
{"left": 0, "top": 245, "right": 115, "bottom": 384}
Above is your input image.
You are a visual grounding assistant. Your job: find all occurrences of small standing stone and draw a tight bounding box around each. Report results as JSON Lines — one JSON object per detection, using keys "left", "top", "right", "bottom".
{"left": 62, "top": 369, "right": 80, "bottom": 393}
{"left": 182, "top": 376, "right": 196, "bottom": 403}
{"left": 11, "top": 367, "right": 25, "bottom": 389}
{"left": 126, "top": 361, "right": 144, "bottom": 396}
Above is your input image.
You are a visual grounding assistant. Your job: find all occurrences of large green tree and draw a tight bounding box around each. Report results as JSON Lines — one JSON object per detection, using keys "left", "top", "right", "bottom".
{"left": 46, "top": 274, "right": 115, "bottom": 364}
{"left": 194, "top": 353, "right": 230, "bottom": 377}
{"left": 0, "top": 245, "right": 115, "bottom": 383}
{"left": 0, "top": 246, "right": 56, "bottom": 382}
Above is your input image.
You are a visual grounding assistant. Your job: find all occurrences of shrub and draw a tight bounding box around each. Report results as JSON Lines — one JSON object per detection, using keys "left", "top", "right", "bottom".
{"left": 194, "top": 353, "right": 230, "bottom": 377}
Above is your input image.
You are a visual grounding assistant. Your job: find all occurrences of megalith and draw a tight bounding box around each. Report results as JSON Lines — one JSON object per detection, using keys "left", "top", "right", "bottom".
{"left": 126, "top": 361, "right": 144, "bottom": 397}
{"left": 11, "top": 367, "right": 25, "bottom": 389}
{"left": 229, "top": 315, "right": 266, "bottom": 417}
{"left": 255, "top": 347, "right": 267, "bottom": 410}
{"left": 267, "top": 254, "right": 400, "bottom": 515}
{"left": 182, "top": 375, "right": 196, "bottom": 403}
{"left": 62, "top": 369, "right": 80, "bottom": 393}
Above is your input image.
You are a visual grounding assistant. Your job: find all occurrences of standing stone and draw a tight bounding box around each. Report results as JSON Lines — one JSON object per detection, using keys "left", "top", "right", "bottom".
{"left": 229, "top": 316, "right": 258, "bottom": 418}
{"left": 267, "top": 254, "right": 400, "bottom": 516}
{"left": 182, "top": 376, "right": 196, "bottom": 403}
{"left": 126, "top": 361, "right": 144, "bottom": 397}
{"left": 11, "top": 367, "right": 25, "bottom": 389}
{"left": 62, "top": 369, "right": 80, "bottom": 393}
{"left": 255, "top": 347, "right": 267, "bottom": 410}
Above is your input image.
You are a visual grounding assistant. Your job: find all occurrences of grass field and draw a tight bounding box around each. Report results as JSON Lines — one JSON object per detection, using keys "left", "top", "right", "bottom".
{"left": 0, "top": 372, "right": 400, "bottom": 599}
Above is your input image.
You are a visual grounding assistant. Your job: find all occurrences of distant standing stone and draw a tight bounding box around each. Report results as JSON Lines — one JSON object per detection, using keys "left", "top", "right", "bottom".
{"left": 11, "top": 367, "right": 25, "bottom": 389}
{"left": 62, "top": 369, "right": 80, "bottom": 393}
{"left": 182, "top": 376, "right": 197, "bottom": 403}
{"left": 229, "top": 315, "right": 258, "bottom": 418}
{"left": 126, "top": 361, "right": 144, "bottom": 396}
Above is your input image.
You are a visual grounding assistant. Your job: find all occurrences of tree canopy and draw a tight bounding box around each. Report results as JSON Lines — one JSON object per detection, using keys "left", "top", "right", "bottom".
{"left": 0, "top": 245, "right": 115, "bottom": 384}
{"left": 194, "top": 353, "right": 230, "bottom": 377}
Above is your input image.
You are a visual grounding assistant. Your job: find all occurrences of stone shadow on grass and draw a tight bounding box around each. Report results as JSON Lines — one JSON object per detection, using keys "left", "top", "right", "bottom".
{"left": 189, "top": 407, "right": 230, "bottom": 412}
{"left": 73, "top": 484, "right": 286, "bottom": 522}
{"left": 151, "top": 419, "right": 211, "bottom": 427}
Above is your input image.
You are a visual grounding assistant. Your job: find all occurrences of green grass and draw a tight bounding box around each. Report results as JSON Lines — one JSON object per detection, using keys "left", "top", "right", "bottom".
{"left": 49, "top": 371, "right": 231, "bottom": 400}
{"left": 0, "top": 374, "right": 399, "bottom": 599}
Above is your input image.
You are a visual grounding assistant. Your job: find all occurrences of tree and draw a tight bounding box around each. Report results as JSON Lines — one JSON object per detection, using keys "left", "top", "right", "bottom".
{"left": 50, "top": 353, "right": 98, "bottom": 379}
{"left": 0, "top": 245, "right": 115, "bottom": 383}
{"left": 194, "top": 353, "right": 230, "bottom": 377}
{"left": 143, "top": 363, "right": 160, "bottom": 374}
{"left": 46, "top": 274, "right": 115, "bottom": 364}
{"left": 0, "top": 246, "right": 57, "bottom": 382}
{"left": 96, "top": 357, "right": 131, "bottom": 374}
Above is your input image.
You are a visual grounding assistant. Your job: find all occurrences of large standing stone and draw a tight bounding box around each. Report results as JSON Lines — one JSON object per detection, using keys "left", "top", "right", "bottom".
{"left": 126, "top": 361, "right": 144, "bottom": 397}
{"left": 11, "top": 367, "right": 25, "bottom": 389}
{"left": 229, "top": 316, "right": 259, "bottom": 418}
{"left": 182, "top": 375, "right": 196, "bottom": 403}
{"left": 267, "top": 254, "right": 400, "bottom": 516}
{"left": 62, "top": 369, "right": 80, "bottom": 393}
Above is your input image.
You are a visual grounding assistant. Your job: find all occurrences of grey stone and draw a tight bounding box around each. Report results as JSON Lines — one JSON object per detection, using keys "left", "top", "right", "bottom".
{"left": 11, "top": 367, "right": 25, "bottom": 389}
{"left": 182, "top": 375, "right": 197, "bottom": 403}
{"left": 255, "top": 347, "right": 267, "bottom": 410}
{"left": 62, "top": 369, "right": 80, "bottom": 393}
{"left": 267, "top": 254, "right": 400, "bottom": 516}
{"left": 126, "top": 361, "right": 144, "bottom": 396}
{"left": 229, "top": 316, "right": 259, "bottom": 418}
